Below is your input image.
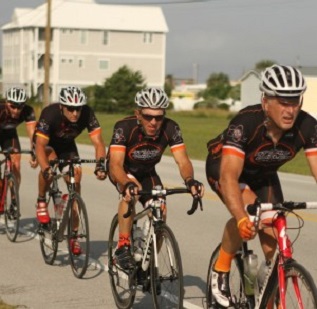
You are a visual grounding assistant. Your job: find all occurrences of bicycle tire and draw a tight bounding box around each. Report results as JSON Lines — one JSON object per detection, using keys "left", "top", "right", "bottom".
{"left": 206, "top": 243, "right": 250, "bottom": 309}
{"left": 39, "top": 196, "right": 58, "bottom": 265}
{"left": 150, "top": 223, "right": 184, "bottom": 309}
{"left": 67, "top": 193, "right": 90, "bottom": 279}
{"left": 4, "top": 174, "right": 20, "bottom": 242}
{"left": 269, "top": 260, "right": 317, "bottom": 308}
{"left": 108, "top": 214, "right": 136, "bottom": 309}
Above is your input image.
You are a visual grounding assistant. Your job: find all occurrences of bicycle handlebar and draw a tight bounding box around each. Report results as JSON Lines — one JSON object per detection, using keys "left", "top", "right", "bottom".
{"left": 246, "top": 199, "right": 317, "bottom": 216}
{"left": 49, "top": 158, "right": 99, "bottom": 166}
{"left": 123, "top": 187, "right": 203, "bottom": 218}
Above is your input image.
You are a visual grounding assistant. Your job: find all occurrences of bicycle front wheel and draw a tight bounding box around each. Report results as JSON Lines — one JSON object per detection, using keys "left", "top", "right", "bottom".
{"left": 150, "top": 223, "right": 183, "bottom": 309}
{"left": 206, "top": 243, "right": 249, "bottom": 309}
{"left": 108, "top": 214, "right": 136, "bottom": 309}
{"left": 270, "top": 260, "right": 317, "bottom": 308}
{"left": 67, "top": 193, "right": 90, "bottom": 279}
{"left": 4, "top": 174, "right": 20, "bottom": 242}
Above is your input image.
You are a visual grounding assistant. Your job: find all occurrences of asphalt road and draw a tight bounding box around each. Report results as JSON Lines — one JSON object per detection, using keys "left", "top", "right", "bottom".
{"left": 1, "top": 138, "right": 317, "bottom": 309}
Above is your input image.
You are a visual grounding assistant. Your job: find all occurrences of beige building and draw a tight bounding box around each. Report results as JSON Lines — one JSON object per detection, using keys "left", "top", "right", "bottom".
{"left": 240, "top": 67, "right": 317, "bottom": 117}
{"left": 1, "top": 0, "right": 168, "bottom": 101}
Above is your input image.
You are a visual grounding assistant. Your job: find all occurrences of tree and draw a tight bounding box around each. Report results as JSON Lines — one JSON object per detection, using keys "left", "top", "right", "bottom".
{"left": 87, "top": 65, "right": 146, "bottom": 113}
{"left": 203, "top": 72, "right": 231, "bottom": 100}
{"left": 255, "top": 60, "right": 276, "bottom": 72}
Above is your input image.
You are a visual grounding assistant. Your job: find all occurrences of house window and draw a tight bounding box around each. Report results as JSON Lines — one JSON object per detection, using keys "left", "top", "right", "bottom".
{"left": 99, "top": 60, "right": 109, "bottom": 70}
{"left": 78, "top": 58, "right": 84, "bottom": 68}
{"left": 102, "top": 31, "right": 108, "bottom": 45}
{"left": 80, "top": 30, "right": 87, "bottom": 44}
{"left": 143, "top": 32, "right": 153, "bottom": 44}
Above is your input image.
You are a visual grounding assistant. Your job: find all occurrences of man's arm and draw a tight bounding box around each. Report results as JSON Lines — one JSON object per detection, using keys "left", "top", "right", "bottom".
{"left": 108, "top": 148, "right": 131, "bottom": 189}
{"left": 172, "top": 148, "right": 194, "bottom": 181}
{"left": 219, "top": 153, "right": 246, "bottom": 222}
{"left": 35, "top": 135, "right": 50, "bottom": 172}
{"left": 89, "top": 131, "right": 106, "bottom": 160}
{"left": 306, "top": 155, "right": 317, "bottom": 182}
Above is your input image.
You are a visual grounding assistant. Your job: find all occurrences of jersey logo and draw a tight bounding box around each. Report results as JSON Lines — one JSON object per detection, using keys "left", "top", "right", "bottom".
{"left": 172, "top": 126, "right": 183, "bottom": 143}
{"left": 228, "top": 125, "right": 244, "bottom": 143}
{"left": 113, "top": 128, "right": 126, "bottom": 144}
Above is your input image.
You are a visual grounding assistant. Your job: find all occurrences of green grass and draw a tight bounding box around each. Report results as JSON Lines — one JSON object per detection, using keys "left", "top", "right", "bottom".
{"left": 18, "top": 108, "right": 311, "bottom": 175}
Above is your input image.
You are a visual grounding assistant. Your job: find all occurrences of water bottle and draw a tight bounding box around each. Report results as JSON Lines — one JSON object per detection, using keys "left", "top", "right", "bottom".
{"left": 54, "top": 193, "right": 68, "bottom": 220}
{"left": 257, "top": 260, "right": 270, "bottom": 290}
{"left": 141, "top": 220, "right": 151, "bottom": 271}
{"left": 142, "top": 219, "right": 150, "bottom": 239}
{"left": 53, "top": 191, "right": 62, "bottom": 220}
{"left": 133, "top": 227, "right": 143, "bottom": 262}
{"left": 243, "top": 251, "right": 258, "bottom": 296}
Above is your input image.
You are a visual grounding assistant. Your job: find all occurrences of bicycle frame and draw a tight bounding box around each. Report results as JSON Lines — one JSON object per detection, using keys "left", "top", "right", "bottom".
{"left": 246, "top": 201, "right": 317, "bottom": 309}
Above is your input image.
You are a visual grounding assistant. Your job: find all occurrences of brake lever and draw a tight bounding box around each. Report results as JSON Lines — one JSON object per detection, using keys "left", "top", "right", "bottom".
{"left": 123, "top": 199, "right": 134, "bottom": 218}
{"left": 187, "top": 195, "right": 203, "bottom": 215}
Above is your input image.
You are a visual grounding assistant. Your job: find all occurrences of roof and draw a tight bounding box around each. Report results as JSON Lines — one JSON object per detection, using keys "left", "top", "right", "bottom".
{"left": 2, "top": 0, "right": 168, "bottom": 33}
{"left": 239, "top": 70, "right": 260, "bottom": 82}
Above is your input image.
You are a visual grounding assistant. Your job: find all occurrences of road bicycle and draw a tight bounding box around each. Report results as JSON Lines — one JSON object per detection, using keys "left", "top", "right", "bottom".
{"left": 108, "top": 186, "right": 203, "bottom": 309}
{"left": 37, "top": 157, "right": 99, "bottom": 279}
{"left": 206, "top": 199, "right": 317, "bottom": 308}
{"left": 0, "top": 149, "right": 32, "bottom": 242}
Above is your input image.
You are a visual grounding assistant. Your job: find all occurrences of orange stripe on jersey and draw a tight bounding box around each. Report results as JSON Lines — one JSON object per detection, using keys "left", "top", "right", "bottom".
{"left": 89, "top": 127, "right": 101, "bottom": 137}
{"left": 222, "top": 146, "right": 245, "bottom": 159}
{"left": 171, "top": 144, "right": 185, "bottom": 153}
{"left": 110, "top": 145, "right": 126, "bottom": 153}
{"left": 305, "top": 148, "right": 317, "bottom": 157}
{"left": 36, "top": 132, "right": 49, "bottom": 140}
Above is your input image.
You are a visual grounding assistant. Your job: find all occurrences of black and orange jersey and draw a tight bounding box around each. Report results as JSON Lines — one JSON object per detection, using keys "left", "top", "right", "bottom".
{"left": 0, "top": 103, "right": 36, "bottom": 130}
{"left": 35, "top": 103, "right": 101, "bottom": 144}
{"left": 207, "top": 104, "right": 317, "bottom": 180}
{"left": 108, "top": 116, "right": 185, "bottom": 175}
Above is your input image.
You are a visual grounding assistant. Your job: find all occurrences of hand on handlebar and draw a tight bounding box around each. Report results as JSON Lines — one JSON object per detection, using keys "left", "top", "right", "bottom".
{"left": 122, "top": 181, "right": 139, "bottom": 202}
{"left": 94, "top": 158, "right": 107, "bottom": 180}
{"left": 185, "top": 178, "right": 205, "bottom": 198}
{"left": 237, "top": 217, "right": 256, "bottom": 240}
{"left": 42, "top": 166, "right": 54, "bottom": 181}
{"left": 29, "top": 154, "right": 38, "bottom": 169}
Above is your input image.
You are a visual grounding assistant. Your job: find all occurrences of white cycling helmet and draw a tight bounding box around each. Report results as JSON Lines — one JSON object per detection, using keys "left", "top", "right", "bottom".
{"left": 259, "top": 65, "right": 306, "bottom": 97}
{"left": 6, "top": 87, "right": 27, "bottom": 104}
{"left": 135, "top": 87, "right": 169, "bottom": 109}
{"left": 59, "top": 86, "right": 87, "bottom": 106}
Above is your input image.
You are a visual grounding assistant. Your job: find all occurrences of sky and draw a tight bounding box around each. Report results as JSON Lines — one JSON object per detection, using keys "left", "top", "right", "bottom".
{"left": 1, "top": 0, "right": 317, "bottom": 83}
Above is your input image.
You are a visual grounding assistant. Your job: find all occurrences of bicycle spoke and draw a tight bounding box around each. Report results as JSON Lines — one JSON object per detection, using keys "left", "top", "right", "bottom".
{"left": 67, "top": 194, "right": 90, "bottom": 279}
{"left": 4, "top": 175, "right": 20, "bottom": 242}
{"left": 271, "top": 262, "right": 317, "bottom": 309}
{"left": 151, "top": 224, "right": 183, "bottom": 309}
{"left": 39, "top": 220, "right": 58, "bottom": 265}
{"left": 108, "top": 214, "right": 136, "bottom": 309}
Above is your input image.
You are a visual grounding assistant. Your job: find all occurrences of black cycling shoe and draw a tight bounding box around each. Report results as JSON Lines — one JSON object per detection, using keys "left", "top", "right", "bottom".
{"left": 114, "top": 245, "right": 136, "bottom": 270}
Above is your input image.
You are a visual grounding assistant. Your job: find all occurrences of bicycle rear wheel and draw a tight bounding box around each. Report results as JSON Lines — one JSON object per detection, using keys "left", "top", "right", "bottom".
{"left": 270, "top": 260, "right": 317, "bottom": 308}
{"left": 67, "top": 193, "right": 90, "bottom": 279}
{"left": 150, "top": 223, "right": 183, "bottom": 309}
{"left": 4, "top": 174, "right": 20, "bottom": 242}
{"left": 108, "top": 214, "right": 136, "bottom": 309}
{"left": 206, "top": 243, "right": 250, "bottom": 309}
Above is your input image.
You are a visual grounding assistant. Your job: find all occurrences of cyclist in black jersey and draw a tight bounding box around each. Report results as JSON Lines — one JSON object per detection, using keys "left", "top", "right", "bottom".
{"left": 107, "top": 87, "right": 204, "bottom": 270}
{"left": 206, "top": 65, "right": 317, "bottom": 307}
{"left": 0, "top": 87, "right": 37, "bottom": 200}
{"left": 34, "top": 86, "right": 107, "bottom": 255}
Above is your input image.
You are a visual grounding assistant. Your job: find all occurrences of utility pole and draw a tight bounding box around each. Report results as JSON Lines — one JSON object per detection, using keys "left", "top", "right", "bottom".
{"left": 43, "top": 0, "right": 51, "bottom": 107}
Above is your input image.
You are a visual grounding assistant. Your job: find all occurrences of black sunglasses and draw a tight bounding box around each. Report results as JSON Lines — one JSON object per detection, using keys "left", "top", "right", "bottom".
{"left": 9, "top": 103, "right": 25, "bottom": 110}
{"left": 65, "top": 106, "right": 82, "bottom": 112}
{"left": 141, "top": 113, "right": 165, "bottom": 122}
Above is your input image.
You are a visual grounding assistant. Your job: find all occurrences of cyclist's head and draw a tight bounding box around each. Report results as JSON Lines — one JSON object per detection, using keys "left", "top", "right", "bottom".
{"left": 135, "top": 87, "right": 169, "bottom": 109}
{"left": 59, "top": 86, "right": 87, "bottom": 107}
{"left": 5, "top": 87, "right": 28, "bottom": 105}
{"left": 259, "top": 65, "right": 306, "bottom": 99}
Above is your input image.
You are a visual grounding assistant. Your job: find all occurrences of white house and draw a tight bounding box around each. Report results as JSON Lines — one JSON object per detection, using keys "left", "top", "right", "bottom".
{"left": 1, "top": 0, "right": 168, "bottom": 101}
{"left": 240, "top": 67, "right": 317, "bottom": 117}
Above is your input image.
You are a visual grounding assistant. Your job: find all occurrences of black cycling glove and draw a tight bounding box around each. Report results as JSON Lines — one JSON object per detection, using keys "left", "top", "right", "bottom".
{"left": 185, "top": 178, "right": 203, "bottom": 195}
